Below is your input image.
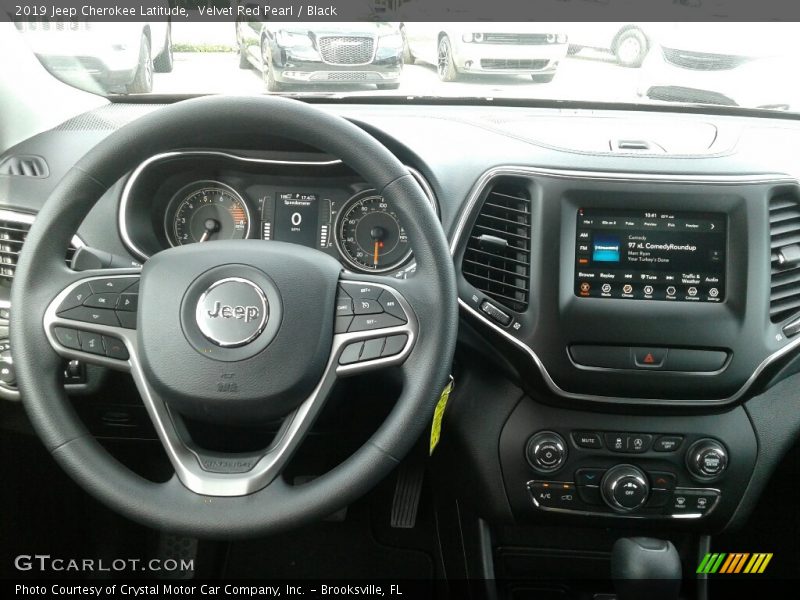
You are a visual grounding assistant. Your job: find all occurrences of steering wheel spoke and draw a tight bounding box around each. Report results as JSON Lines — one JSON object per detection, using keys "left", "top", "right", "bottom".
{"left": 44, "top": 269, "right": 141, "bottom": 371}
{"left": 334, "top": 276, "right": 418, "bottom": 376}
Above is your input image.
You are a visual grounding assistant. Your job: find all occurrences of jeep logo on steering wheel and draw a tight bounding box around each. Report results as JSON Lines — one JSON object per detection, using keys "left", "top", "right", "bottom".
{"left": 207, "top": 301, "right": 261, "bottom": 323}
{"left": 196, "top": 277, "right": 269, "bottom": 348}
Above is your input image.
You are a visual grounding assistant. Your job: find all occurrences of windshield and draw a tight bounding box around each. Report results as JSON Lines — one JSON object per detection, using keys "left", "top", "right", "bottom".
{"left": 12, "top": 12, "right": 800, "bottom": 113}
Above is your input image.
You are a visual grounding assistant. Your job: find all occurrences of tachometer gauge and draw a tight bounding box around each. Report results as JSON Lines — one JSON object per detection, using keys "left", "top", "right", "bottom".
{"left": 166, "top": 181, "right": 250, "bottom": 246}
{"left": 336, "top": 192, "right": 411, "bottom": 273}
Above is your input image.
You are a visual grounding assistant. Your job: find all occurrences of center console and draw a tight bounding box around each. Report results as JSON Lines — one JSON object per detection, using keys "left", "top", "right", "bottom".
{"left": 451, "top": 166, "right": 800, "bottom": 529}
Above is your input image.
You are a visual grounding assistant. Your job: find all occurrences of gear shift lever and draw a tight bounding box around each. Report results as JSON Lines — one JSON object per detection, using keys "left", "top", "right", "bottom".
{"left": 611, "top": 537, "right": 682, "bottom": 600}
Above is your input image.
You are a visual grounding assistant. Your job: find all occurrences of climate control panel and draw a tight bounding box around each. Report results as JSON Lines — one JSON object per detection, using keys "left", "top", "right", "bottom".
{"left": 499, "top": 400, "right": 757, "bottom": 528}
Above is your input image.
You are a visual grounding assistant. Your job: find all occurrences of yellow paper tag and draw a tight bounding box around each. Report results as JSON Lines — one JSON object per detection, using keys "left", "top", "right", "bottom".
{"left": 430, "top": 377, "right": 454, "bottom": 455}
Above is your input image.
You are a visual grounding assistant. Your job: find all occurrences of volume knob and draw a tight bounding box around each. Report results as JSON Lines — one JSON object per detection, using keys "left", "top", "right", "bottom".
{"left": 525, "top": 431, "right": 567, "bottom": 474}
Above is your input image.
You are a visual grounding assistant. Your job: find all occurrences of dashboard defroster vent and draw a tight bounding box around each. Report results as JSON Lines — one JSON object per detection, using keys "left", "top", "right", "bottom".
{"left": 769, "top": 195, "right": 800, "bottom": 323}
{"left": 462, "top": 181, "right": 532, "bottom": 313}
{"left": 0, "top": 155, "right": 49, "bottom": 177}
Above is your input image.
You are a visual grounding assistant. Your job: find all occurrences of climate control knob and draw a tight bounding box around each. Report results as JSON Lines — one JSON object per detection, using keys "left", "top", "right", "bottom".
{"left": 601, "top": 465, "right": 650, "bottom": 513}
{"left": 687, "top": 439, "right": 728, "bottom": 480}
{"left": 525, "top": 431, "right": 567, "bottom": 474}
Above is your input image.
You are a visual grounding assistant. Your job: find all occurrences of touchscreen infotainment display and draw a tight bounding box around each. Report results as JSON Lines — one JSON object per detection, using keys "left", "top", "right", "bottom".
{"left": 574, "top": 209, "right": 726, "bottom": 302}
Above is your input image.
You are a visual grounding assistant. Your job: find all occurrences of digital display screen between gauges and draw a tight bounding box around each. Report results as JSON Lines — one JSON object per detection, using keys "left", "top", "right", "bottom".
{"left": 336, "top": 192, "right": 411, "bottom": 273}
{"left": 273, "top": 192, "right": 319, "bottom": 248}
{"left": 166, "top": 181, "right": 251, "bottom": 246}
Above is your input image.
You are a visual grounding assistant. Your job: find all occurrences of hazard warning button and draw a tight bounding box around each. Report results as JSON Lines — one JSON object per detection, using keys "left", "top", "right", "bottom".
{"left": 633, "top": 347, "right": 668, "bottom": 369}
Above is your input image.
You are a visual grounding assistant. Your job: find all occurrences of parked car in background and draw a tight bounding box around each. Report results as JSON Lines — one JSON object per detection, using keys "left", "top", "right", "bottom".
{"left": 236, "top": 20, "right": 404, "bottom": 92}
{"left": 567, "top": 23, "right": 650, "bottom": 67}
{"left": 637, "top": 23, "right": 800, "bottom": 110}
{"left": 16, "top": 20, "right": 172, "bottom": 94}
{"left": 401, "top": 23, "right": 568, "bottom": 83}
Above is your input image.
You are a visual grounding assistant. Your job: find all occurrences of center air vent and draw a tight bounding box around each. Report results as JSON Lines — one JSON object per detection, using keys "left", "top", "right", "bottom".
{"left": 462, "top": 180, "right": 532, "bottom": 313}
{"left": 0, "top": 215, "right": 77, "bottom": 283}
{"left": 769, "top": 195, "right": 800, "bottom": 323}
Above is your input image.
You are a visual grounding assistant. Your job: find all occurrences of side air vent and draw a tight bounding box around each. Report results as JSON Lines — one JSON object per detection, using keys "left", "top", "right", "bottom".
{"left": 769, "top": 195, "right": 800, "bottom": 323}
{"left": 0, "top": 215, "right": 77, "bottom": 283}
{"left": 0, "top": 155, "right": 49, "bottom": 177}
{"left": 462, "top": 181, "right": 532, "bottom": 313}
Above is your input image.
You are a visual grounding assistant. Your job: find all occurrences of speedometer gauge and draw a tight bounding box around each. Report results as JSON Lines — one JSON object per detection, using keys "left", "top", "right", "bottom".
{"left": 336, "top": 192, "right": 411, "bottom": 273}
{"left": 166, "top": 181, "right": 250, "bottom": 246}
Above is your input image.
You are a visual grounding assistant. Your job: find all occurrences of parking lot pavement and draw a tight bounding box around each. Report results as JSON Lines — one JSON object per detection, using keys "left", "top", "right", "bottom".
{"left": 154, "top": 51, "right": 643, "bottom": 104}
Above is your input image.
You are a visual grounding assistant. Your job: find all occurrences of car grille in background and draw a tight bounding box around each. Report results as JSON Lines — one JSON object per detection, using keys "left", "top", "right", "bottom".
{"left": 318, "top": 37, "right": 374, "bottom": 65}
{"left": 0, "top": 217, "right": 77, "bottom": 282}
{"left": 769, "top": 195, "right": 800, "bottom": 323}
{"left": 462, "top": 181, "right": 532, "bottom": 313}
{"left": 647, "top": 86, "right": 737, "bottom": 106}
{"left": 662, "top": 48, "right": 750, "bottom": 71}
{"left": 480, "top": 59, "right": 549, "bottom": 71}
{"left": 482, "top": 33, "right": 552, "bottom": 45}
{"left": 324, "top": 72, "right": 368, "bottom": 81}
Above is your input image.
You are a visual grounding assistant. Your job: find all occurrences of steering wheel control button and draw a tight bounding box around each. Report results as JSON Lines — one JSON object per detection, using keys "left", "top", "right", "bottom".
{"left": 59, "top": 306, "right": 120, "bottom": 327}
{"left": 349, "top": 313, "right": 405, "bottom": 332}
{"left": 360, "top": 338, "right": 386, "bottom": 361}
{"left": 378, "top": 290, "right": 407, "bottom": 321}
{"left": 572, "top": 431, "right": 603, "bottom": 449}
{"left": 116, "top": 293, "right": 138, "bottom": 312}
{"left": 54, "top": 327, "right": 81, "bottom": 350}
{"left": 195, "top": 277, "right": 269, "bottom": 348}
{"left": 56, "top": 282, "right": 93, "bottom": 313}
{"left": 116, "top": 311, "right": 137, "bottom": 329}
{"left": 648, "top": 471, "right": 677, "bottom": 491}
{"left": 654, "top": 435, "right": 684, "bottom": 452}
{"left": 88, "top": 277, "right": 139, "bottom": 294}
{"left": 381, "top": 334, "right": 408, "bottom": 357}
{"left": 83, "top": 292, "right": 119, "bottom": 309}
{"left": 102, "top": 336, "right": 129, "bottom": 360}
{"left": 335, "top": 296, "right": 354, "bottom": 316}
{"left": 353, "top": 298, "right": 383, "bottom": 315}
{"left": 335, "top": 315, "right": 353, "bottom": 333}
{"left": 339, "top": 283, "right": 382, "bottom": 300}
{"left": 601, "top": 465, "right": 650, "bottom": 512}
{"left": 632, "top": 347, "right": 667, "bottom": 368}
{"left": 687, "top": 439, "right": 728, "bottom": 480}
{"left": 525, "top": 431, "right": 567, "bottom": 474}
{"left": 78, "top": 331, "right": 105, "bottom": 356}
{"left": 339, "top": 341, "right": 364, "bottom": 365}
{"left": 575, "top": 468, "right": 606, "bottom": 486}
{"left": 480, "top": 300, "right": 511, "bottom": 326}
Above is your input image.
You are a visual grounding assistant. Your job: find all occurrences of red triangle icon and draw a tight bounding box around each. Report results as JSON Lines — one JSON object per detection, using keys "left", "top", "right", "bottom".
{"left": 644, "top": 353, "right": 655, "bottom": 364}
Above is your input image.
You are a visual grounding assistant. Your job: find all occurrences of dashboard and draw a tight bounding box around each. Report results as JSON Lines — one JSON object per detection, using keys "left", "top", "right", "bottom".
{"left": 118, "top": 150, "right": 437, "bottom": 276}
{"left": 3, "top": 101, "right": 800, "bottom": 534}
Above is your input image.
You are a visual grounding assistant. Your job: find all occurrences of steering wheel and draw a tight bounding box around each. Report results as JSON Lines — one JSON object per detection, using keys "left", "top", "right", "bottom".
{"left": 10, "top": 96, "right": 457, "bottom": 538}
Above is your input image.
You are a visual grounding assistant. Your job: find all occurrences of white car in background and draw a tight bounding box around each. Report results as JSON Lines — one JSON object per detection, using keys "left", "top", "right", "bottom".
{"left": 638, "top": 23, "right": 800, "bottom": 110}
{"left": 16, "top": 20, "right": 173, "bottom": 94}
{"left": 566, "top": 23, "right": 650, "bottom": 68}
{"left": 401, "top": 23, "right": 568, "bottom": 83}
